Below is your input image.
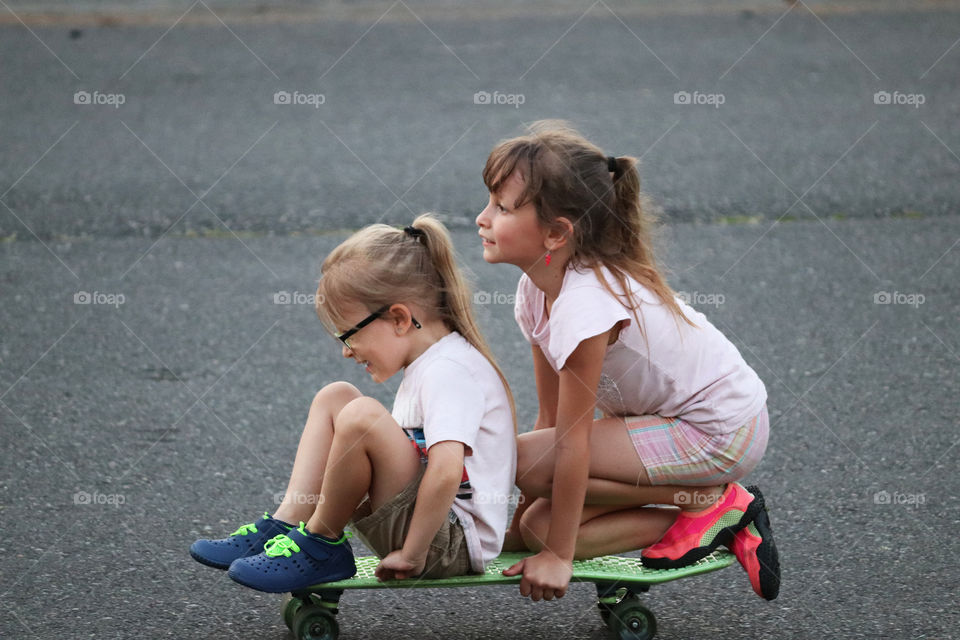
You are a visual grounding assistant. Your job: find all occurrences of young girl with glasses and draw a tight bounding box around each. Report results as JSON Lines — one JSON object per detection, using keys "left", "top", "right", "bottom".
{"left": 476, "top": 121, "right": 779, "bottom": 603}
{"left": 191, "top": 214, "right": 516, "bottom": 591}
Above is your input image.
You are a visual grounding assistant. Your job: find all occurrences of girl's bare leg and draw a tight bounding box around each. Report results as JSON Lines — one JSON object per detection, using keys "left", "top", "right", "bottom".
{"left": 273, "top": 382, "right": 362, "bottom": 525}
{"left": 519, "top": 499, "right": 678, "bottom": 559}
{"left": 307, "top": 396, "right": 421, "bottom": 538}
{"left": 515, "top": 418, "right": 724, "bottom": 511}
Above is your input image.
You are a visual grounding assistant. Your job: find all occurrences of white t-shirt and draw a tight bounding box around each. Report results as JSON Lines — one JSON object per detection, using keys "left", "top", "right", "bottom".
{"left": 514, "top": 264, "right": 767, "bottom": 436}
{"left": 391, "top": 331, "right": 516, "bottom": 572}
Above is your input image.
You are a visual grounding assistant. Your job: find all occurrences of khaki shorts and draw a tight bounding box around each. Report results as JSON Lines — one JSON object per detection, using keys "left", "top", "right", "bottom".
{"left": 349, "top": 463, "right": 473, "bottom": 579}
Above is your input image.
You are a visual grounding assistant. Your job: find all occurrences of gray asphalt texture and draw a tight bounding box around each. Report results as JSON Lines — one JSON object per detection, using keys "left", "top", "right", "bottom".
{"left": 1, "top": 1, "right": 959, "bottom": 639}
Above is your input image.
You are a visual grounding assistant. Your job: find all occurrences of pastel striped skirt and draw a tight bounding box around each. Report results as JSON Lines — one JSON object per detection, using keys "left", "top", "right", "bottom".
{"left": 625, "top": 405, "right": 769, "bottom": 486}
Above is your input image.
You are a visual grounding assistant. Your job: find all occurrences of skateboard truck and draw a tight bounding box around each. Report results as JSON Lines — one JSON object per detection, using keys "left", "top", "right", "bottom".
{"left": 595, "top": 582, "right": 657, "bottom": 640}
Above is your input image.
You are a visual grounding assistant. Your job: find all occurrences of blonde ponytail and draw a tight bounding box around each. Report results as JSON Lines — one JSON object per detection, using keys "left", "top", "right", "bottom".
{"left": 316, "top": 214, "right": 517, "bottom": 431}
{"left": 408, "top": 215, "right": 517, "bottom": 431}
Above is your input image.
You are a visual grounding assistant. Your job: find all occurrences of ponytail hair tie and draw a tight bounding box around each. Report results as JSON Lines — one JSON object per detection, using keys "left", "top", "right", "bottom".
{"left": 607, "top": 156, "right": 618, "bottom": 173}
{"left": 403, "top": 225, "right": 425, "bottom": 241}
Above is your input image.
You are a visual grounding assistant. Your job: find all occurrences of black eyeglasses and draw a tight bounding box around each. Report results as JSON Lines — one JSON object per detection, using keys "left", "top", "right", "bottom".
{"left": 335, "top": 304, "right": 421, "bottom": 349}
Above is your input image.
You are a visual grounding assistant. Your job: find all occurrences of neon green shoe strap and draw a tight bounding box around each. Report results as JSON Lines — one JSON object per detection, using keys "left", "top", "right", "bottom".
{"left": 230, "top": 512, "right": 270, "bottom": 536}
{"left": 231, "top": 522, "right": 258, "bottom": 536}
{"left": 264, "top": 534, "right": 300, "bottom": 558}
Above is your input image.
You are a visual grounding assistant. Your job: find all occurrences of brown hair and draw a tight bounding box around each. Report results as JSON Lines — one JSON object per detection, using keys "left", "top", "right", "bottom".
{"left": 482, "top": 119, "right": 694, "bottom": 333}
{"left": 315, "top": 213, "right": 516, "bottom": 429}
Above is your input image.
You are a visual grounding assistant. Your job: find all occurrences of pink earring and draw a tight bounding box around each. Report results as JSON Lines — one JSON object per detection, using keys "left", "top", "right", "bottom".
{"left": 545, "top": 252, "right": 552, "bottom": 266}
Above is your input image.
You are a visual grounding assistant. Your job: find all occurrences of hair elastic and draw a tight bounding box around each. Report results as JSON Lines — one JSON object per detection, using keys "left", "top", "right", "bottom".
{"left": 403, "top": 225, "right": 425, "bottom": 240}
{"left": 607, "top": 156, "right": 618, "bottom": 173}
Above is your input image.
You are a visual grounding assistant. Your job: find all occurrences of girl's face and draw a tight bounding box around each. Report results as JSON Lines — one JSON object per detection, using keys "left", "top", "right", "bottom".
{"left": 335, "top": 302, "right": 407, "bottom": 383}
{"left": 475, "top": 170, "right": 548, "bottom": 269}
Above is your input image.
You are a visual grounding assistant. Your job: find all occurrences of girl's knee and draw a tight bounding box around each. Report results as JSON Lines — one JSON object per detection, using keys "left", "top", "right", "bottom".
{"left": 515, "top": 439, "right": 552, "bottom": 496}
{"left": 314, "top": 381, "right": 362, "bottom": 408}
{"left": 334, "top": 396, "right": 391, "bottom": 433}
{"left": 518, "top": 499, "right": 550, "bottom": 552}
{"left": 515, "top": 469, "right": 551, "bottom": 497}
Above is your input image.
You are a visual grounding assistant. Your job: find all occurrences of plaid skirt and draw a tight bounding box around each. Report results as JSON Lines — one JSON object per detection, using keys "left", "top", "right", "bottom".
{"left": 625, "top": 405, "right": 769, "bottom": 486}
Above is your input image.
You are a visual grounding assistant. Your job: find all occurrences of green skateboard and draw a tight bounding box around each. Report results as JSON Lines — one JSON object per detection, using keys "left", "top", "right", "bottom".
{"left": 282, "top": 550, "right": 735, "bottom": 640}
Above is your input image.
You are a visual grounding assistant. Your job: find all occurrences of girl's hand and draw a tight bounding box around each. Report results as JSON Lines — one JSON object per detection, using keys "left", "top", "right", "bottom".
{"left": 375, "top": 550, "right": 426, "bottom": 581}
{"left": 501, "top": 527, "right": 528, "bottom": 552}
{"left": 502, "top": 549, "right": 572, "bottom": 601}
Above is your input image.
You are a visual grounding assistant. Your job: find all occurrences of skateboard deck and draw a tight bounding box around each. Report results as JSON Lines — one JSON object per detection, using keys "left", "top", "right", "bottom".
{"left": 283, "top": 550, "right": 734, "bottom": 640}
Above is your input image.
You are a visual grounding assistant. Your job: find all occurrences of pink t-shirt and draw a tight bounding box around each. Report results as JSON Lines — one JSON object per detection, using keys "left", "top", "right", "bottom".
{"left": 514, "top": 264, "right": 767, "bottom": 435}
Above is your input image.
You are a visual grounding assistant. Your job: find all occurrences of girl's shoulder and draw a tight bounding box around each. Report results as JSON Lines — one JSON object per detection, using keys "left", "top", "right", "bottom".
{"left": 516, "top": 264, "right": 633, "bottom": 301}
{"left": 413, "top": 333, "right": 492, "bottom": 380}
{"left": 411, "top": 335, "right": 509, "bottom": 408}
{"left": 564, "top": 263, "right": 669, "bottom": 309}
{"left": 560, "top": 263, "right": 633, "bottom": 302}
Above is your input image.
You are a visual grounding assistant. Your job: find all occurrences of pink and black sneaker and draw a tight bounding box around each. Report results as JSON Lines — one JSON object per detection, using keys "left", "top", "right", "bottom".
{"left": 728, "top": 485, "right": 781, "bottom": 600}
{"left": 641, "top": 482, "right": 761, "bottom": 569}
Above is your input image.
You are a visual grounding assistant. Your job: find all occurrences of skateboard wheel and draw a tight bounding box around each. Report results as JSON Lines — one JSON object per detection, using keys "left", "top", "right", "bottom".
{"left": 292, "top": 604, "right": 339, "bottom": 640}
{"left": 282, "top": 595, "right": 303, "bottom": 631}
{"left": 606, "top": 597, "right": 657, "bottom": 640}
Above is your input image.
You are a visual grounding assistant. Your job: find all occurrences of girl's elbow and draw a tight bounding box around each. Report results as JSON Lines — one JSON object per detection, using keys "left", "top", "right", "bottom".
{"left": 425, "top": 461, "right": 465, "bottom": 489}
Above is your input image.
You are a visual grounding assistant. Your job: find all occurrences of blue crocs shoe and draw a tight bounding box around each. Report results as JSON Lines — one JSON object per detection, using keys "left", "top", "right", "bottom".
{"left": 190, "top": 512, "right": 293, "bottom": 570}
{"left": 227, "top": 522, "right": 357, "bottom": 593}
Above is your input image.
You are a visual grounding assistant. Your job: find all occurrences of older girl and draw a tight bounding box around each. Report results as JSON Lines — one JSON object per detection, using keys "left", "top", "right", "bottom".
{"left": 476, "top": 121, "right": 779, "bottom": 602}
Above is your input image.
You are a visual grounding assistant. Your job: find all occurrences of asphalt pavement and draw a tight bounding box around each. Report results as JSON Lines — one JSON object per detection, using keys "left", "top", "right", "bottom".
{"left": 1, "top": 2, "right": 958, "bottom": 639}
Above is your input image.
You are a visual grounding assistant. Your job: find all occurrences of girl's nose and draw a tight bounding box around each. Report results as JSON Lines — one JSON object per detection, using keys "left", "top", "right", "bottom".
{"left": 475, "top": 206, "right": 489, "bottom": 228}
{"left": 341, "top": 344, "right": 352, "bottom": 358}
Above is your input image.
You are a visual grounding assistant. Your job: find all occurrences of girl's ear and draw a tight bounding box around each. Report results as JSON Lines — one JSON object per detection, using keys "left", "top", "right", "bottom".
{"left": 545, "top": 217, "right": 574, "bottom": 251}
{"left": 387, "top": 303, "right": 416, "bottom": 334}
